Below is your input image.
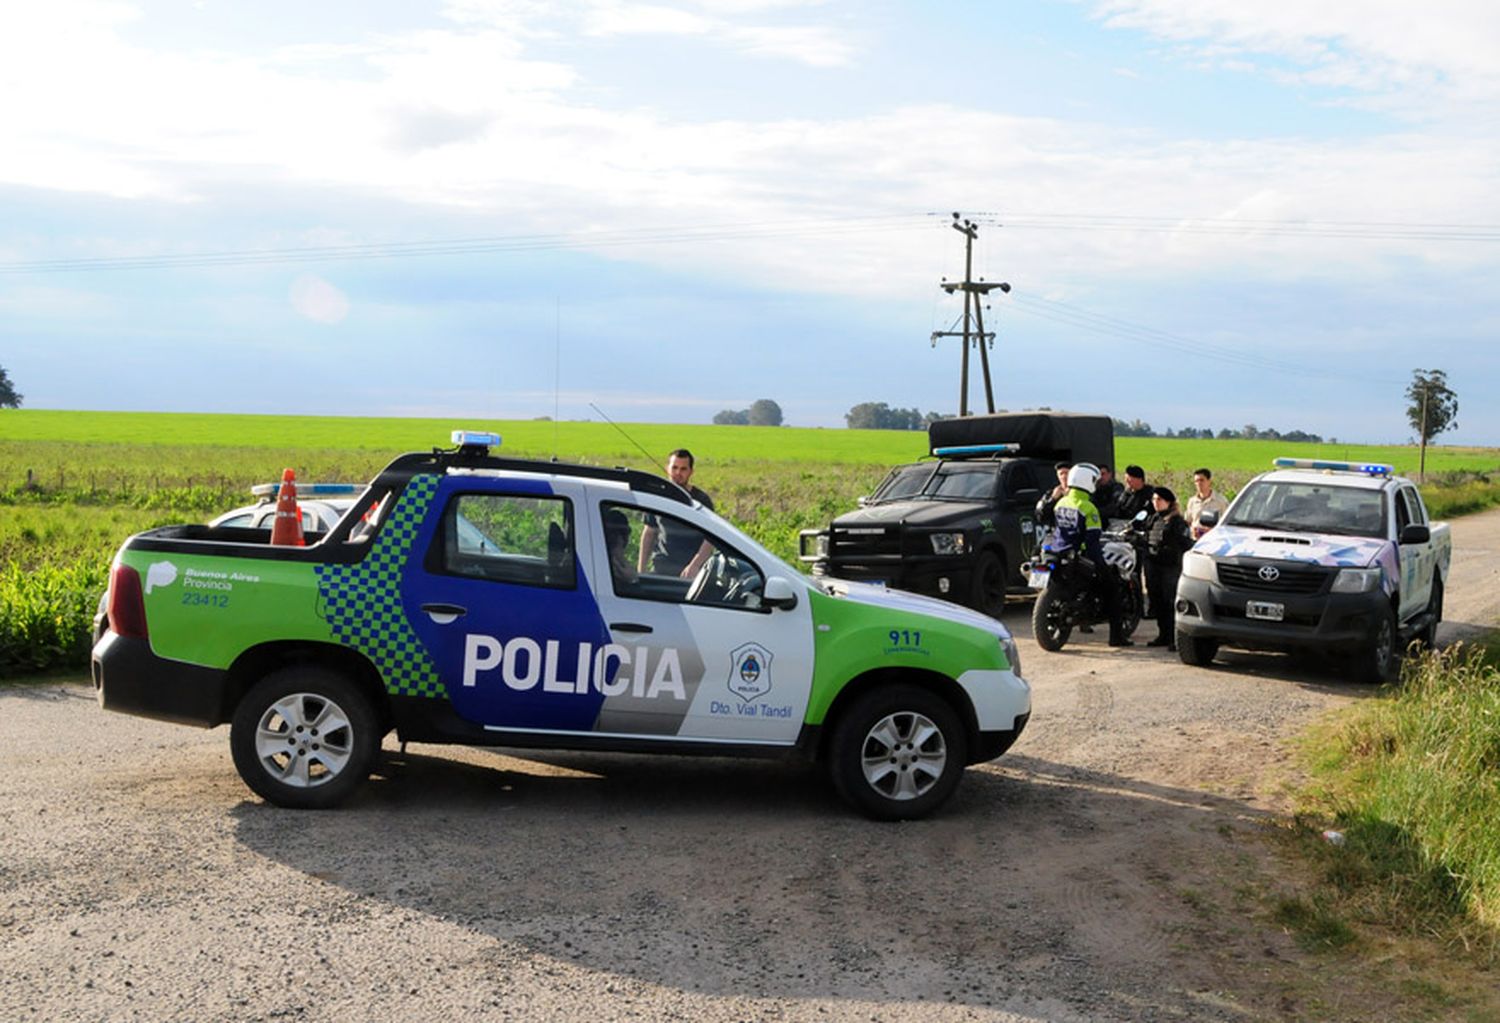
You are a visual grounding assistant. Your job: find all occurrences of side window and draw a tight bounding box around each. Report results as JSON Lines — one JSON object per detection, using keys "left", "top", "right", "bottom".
{"left": 602, "top": 502, "right": 765, "bottom": 610}
{"left": 436, "top": 493, "right": 574, "bottom": 589}
{"left": 1399, "top": 488, "right": 1425, "bottom": 528}
{"left": 1394, "top": 490, "right": 1412, "bottom": 532}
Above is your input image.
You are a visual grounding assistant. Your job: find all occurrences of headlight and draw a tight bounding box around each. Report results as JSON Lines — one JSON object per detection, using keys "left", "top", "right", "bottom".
{"left": 929, "top": 532, "right": 967, "bottom": 555}
{"left": 800, "top": 532, "right": 829, "bottom": 559}
{"left": 1331, "top": 567, "right": 1381, "bottom": 593}
{"left": 1000, "top": 633, "right": 1022, "bottom": 677}
{"left": 1181, "top": 551, "right": 1216, "bottom": 581}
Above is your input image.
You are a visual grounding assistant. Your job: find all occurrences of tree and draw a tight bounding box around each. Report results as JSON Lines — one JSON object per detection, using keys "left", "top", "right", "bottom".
{"left": 747, "top": 398, "right": 783, "bottom": 427}
{"left": 844, "top": 402, "right": 925, "bottom": 430}
{"left": 712, "top": 409, "right": 749, "bottom": 425}
{"left": 0, "top": 366, "right": 20, "bottom": 409}
{"left": 1406, "top": 369, "right": 1458, "bottom": 445}
{"left": 1407, "top": 368, "right": 1458, "bottom": 482}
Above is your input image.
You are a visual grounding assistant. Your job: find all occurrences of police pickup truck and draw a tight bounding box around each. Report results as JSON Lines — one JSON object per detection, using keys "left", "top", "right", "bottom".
{"left": 1174, "top": 458, "right": 1451, "bottom": 683}
{"left": 92, "top": 432, "right": 1030, "bottom": 820}
{"left": 799, "top": 412, "right": 1113, "bottom": 619}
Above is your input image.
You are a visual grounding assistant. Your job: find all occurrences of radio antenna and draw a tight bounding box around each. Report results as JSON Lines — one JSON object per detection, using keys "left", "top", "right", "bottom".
{"left": 589, "top": 402, "right": 658, "bottom": 471}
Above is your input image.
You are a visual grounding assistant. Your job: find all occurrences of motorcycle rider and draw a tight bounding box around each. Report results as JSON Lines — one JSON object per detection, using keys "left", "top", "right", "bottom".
{"left": 1053, "top": 463, "right": 1131, "bottom": 647}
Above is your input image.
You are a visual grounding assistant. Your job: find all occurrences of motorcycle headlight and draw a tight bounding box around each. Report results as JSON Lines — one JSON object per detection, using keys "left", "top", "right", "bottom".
{"left": 1181, "top": 552, "right": 1216, "bottom": 581}
{"left": 1331, "top": 567, "right": 1381, "bottom": 593}
{"left": 929, "top": 532, "right": 967, "bottom": 556}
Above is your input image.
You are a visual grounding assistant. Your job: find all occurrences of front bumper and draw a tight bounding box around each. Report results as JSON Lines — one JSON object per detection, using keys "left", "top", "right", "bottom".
{"left": 92, "top": 631, "right": 230, "bottom": 727}
{"left": 807, "top": 556, "right": 975, "bottom": 604}
{"left": 1175, "top": 576, "right": 1389, "bottom": 652}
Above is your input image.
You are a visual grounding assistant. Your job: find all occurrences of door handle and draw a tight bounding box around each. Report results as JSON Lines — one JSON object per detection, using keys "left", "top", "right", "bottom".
{"left": 421, "top": 603, "right": 467, "bottom": 623}
{"left": 610, "top": 622, "right": 653, "bottom": 634}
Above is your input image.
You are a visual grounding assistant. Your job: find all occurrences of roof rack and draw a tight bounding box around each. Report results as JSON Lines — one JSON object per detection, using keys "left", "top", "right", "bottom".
{"left": 374, "top": 449, "right": 693, "bottom": 505}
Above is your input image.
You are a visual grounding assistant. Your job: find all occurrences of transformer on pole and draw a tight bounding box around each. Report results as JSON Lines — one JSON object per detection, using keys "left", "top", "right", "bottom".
{"left": 931, "top": 213, "right": 1010, "bottom": 416}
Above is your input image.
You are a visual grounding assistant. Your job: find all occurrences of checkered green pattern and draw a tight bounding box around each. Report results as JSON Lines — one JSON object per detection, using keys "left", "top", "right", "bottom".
{"left": 316, "top": 474, "right": 446, "bottom": 699}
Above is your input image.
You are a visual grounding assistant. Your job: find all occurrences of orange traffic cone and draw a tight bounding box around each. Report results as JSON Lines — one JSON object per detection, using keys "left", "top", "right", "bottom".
{"left": 268, "top": 467, "right": 306, "bottom": 547}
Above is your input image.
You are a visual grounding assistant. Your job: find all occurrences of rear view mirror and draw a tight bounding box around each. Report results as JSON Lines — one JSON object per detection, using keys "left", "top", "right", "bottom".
{"left": 1198, "top": 510, "right": 1220, "bottom": 529}
{"left": 764, "top": 576, "right": 799, "bottom": 610}
{"left": 1399, "top": 524, "right": 1430, "bottom": 545}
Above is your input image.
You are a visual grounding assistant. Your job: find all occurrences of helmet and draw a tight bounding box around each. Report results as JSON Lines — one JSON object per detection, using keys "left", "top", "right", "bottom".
{"left": 1066, "top": 462, "right": 1100, "bottom": 491}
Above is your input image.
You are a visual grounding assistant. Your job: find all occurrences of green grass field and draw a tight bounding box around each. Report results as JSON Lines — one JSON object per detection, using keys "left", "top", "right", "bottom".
{"left": 6, "top": 409, "right": 1499, "bottom": 475}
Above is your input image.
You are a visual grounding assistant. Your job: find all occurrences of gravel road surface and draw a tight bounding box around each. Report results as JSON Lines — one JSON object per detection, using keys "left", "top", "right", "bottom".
{"left": 4, "top": 509, "right": 1498, "bottom": 1022}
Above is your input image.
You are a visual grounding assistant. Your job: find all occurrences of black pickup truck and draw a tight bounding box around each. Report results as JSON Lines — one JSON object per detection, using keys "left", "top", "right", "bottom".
{"left": 799, "top": 413, "right": 1114, "bottom": 618}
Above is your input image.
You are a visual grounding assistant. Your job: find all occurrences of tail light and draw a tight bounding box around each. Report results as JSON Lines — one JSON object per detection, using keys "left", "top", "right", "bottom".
{"left": 107, "top": 564, "right": 149, "bottom": 639}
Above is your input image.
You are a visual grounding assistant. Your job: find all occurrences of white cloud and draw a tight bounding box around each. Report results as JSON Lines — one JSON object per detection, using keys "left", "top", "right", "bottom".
{"left": 289, "top": 274, "right": 350, "bottom": 324}
{"left": 1088, "top": 0, "right": 1500, "bottom": 120}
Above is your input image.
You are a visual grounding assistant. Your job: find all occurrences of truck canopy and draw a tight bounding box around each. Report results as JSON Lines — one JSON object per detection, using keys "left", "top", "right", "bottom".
{"left": 927, "top": 413, "right": 1114, "bottom": 469}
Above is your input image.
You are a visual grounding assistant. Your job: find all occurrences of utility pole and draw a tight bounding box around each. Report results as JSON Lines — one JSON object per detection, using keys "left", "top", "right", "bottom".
{"left": 931, "top": 213, "right": 1010, "bottom": 416}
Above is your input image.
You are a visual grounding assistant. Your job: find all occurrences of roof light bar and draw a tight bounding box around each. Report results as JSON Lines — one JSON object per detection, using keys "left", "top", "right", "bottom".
{"left": 451, "top": 430, "right": 502, "bottom": 452}
{"left": 1272, "top": 457, "right": 1393, "bottom": 477}
{"left": 249, "top": 482, "right": 362, "bottom": 498}
{"left": 931, "top": 442, "right": 1021, "bottom": 458}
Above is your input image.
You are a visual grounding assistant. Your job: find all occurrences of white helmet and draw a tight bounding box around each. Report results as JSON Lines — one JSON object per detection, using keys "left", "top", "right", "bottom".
{"left": 1066, "top": 462, "right": 1100, "bottom": 491}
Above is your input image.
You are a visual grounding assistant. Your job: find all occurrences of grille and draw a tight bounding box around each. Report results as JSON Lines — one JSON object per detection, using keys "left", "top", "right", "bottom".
{"left": 829, "top": 526, "right": 902, "bottom": 560}
{"left": 1216, "top": 561, "right": 1328, "bottom": 595}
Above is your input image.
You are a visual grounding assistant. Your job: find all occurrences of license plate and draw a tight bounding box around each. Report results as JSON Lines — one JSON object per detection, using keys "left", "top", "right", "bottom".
{"left": 1027, "top": 570, "right": 1050, "bottom": 589}
{"left": 1246, "top": 600, "right": 1285, "bottom": 621}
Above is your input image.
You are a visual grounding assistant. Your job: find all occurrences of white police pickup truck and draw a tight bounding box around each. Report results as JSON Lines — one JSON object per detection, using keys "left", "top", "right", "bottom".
{"left": 1174, "top": 458, "right": 1451, "bottom": 683}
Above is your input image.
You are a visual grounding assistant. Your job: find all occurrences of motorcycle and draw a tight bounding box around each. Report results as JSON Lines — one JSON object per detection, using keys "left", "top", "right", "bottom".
{"left": 1023, "top": 525, "right": 1142, "bottom": 651}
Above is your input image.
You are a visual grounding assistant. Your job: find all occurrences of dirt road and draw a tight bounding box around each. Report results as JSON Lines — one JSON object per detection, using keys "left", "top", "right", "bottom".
{"left": 4, "top": 509, "right": 1499, "bottom": 1022}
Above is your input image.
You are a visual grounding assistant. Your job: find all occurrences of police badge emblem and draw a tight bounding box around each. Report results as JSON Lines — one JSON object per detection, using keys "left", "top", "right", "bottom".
{"left": 728, "top": 642, "right": 773, "bottom": 703}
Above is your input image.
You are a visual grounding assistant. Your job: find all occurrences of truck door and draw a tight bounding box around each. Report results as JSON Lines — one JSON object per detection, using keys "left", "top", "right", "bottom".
{"left": 1395, "top": 486, "right": 1433, "bottom": 622}
{"left": 585, "top": 492, "right": 815, "bottom": 745}
{"left": 402, "top": 476, "right": 618, "bottom": 733}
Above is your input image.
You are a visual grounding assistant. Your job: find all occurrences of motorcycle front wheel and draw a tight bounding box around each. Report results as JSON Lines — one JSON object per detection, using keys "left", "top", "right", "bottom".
{"left": 1032, "top": 586, "right": 1073, "bottom": 651}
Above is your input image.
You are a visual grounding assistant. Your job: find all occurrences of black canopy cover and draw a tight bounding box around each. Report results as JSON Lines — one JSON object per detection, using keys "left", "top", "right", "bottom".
{"left": 927, "top": 412, "right": 1115, "bottom": 469}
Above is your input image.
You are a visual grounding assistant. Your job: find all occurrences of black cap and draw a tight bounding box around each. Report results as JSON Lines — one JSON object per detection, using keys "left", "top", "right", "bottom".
{"left": 1152, "top": 486, "right": 1176, "bottom": 504}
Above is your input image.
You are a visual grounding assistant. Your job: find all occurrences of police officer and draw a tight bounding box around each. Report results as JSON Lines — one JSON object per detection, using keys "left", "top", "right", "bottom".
{"left": 1053, "top": 463, "right": 1131, "bottom": 647}
{"left": 1140, "top": 486, "right": 1194, "bottom": 649}
{"left": 1093, "top": 463, "right": 1125, "bottom": 522}
{"left": 1034, "top": 462, "right": 1071, "bottom": 530}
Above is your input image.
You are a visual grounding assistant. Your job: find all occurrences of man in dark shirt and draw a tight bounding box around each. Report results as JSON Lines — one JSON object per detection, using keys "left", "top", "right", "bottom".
{"left": 1092, "top": 464, "right": 1125, "bottom": 522}
{"left": 638, "top": 448, "right": 716, "bottom": 578}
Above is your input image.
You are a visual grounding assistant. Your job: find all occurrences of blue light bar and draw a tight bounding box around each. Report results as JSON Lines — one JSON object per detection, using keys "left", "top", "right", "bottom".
{"left": 931, "top": 442, "right": 1021, "bottom": 458}
{"left": 1272, "top": 457, "right": 1393, "bottom": 477}
{"left": 249, "top": 482, "right": 363, "bottom": 498}
{"left": 452, "top": 430, "right": 502, "bottom": 450}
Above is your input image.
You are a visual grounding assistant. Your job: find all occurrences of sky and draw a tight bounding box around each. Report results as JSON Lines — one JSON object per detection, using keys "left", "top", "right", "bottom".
{"left": 3, "top": 0, "right": 1499, "bottom": 444}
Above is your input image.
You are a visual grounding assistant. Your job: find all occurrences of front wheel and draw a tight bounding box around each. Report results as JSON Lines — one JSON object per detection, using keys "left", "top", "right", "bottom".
{"left": 230, "top": 667, "right": 379, "bottom": 809}
{"left": 969, "top": 549, "right": 1007, "bottom": 619}
{"left": 1353, "top": 608, "right": 1398, "bottom": 684}
{"left": 1032, "top": 586, "right": 1072, "bottom": 651}
{"left": 828, "top": 685, "right": 968, "bottom": 821}
{"left": 1176, "top": 631, "right": 1219, "bottom": 667}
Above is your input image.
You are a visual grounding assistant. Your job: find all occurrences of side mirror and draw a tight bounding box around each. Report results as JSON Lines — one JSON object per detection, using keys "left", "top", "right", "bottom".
{"left": 856, "top": 496, "right": 870, "bottom": 508}
{"left": 1399, "top": 524, "right": 1430, "bottom": 545}
{"left": 763, "top": 576, "right": 799, "bottom": 610}
{"left": 1197, "top": 510, "right": 1220, "bottom": 529}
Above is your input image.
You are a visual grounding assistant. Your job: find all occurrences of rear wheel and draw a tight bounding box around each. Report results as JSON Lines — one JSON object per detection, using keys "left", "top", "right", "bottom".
{"left": 230, "top": 666, "right": 379, "bottom": 809}
{"left": 1176, "top": 631, "right": 1219, "bottom": 667}
{"left": 828, "top": 685, "right": 967, "bottom": 821}
{"left": 969, "top": 549, "right": 1007, "bottom": 619}
{"left": 1119, "top": 579, "right": 1142, "bottom": 638}
{"left": 1415, "top": 578, "right": 1444, "bottom": 649}
{"left": 1031, "top": 587, "right": 1071, "bottom": 651}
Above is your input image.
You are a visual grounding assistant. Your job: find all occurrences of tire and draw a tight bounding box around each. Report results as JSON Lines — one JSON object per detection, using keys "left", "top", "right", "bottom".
{"left": 969, "top": 549, "right": 1007, "bottom": 619}
{"left": 1031, "top": 586, "right": 1072, "bottom": 651}
{"left": 1353, "top": 608, "right": 1398, "bottom": 685}
{"left": 230, "top": 666, "right": 379, "bottom": 809}
{"left": 1416, "top": 578, "right": 1444, "bottom": 650}
{"left": 1119, "top": 579, "right": 1142, "bottom": 639}
{"left": 1176, "top": 631, "right": 1219, "bottom": 667}
{"left": 828, "top": 685, "right": 968, "bottom": 821}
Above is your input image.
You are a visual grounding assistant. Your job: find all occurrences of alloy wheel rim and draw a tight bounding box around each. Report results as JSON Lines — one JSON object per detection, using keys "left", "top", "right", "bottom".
{"left": 253, "top": 692, "right": 355, "bottom": 788}
{"left": 860, "top": 711, "right": 947, "bottom": 801}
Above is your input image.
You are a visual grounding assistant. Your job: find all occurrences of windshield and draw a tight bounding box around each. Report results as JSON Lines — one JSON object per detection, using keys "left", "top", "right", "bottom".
{"left": 1224, "top": 481, "right": 1386, "bottom": 538}
{"left": 870, "top": 463, "right": 999, "bottom": 503}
